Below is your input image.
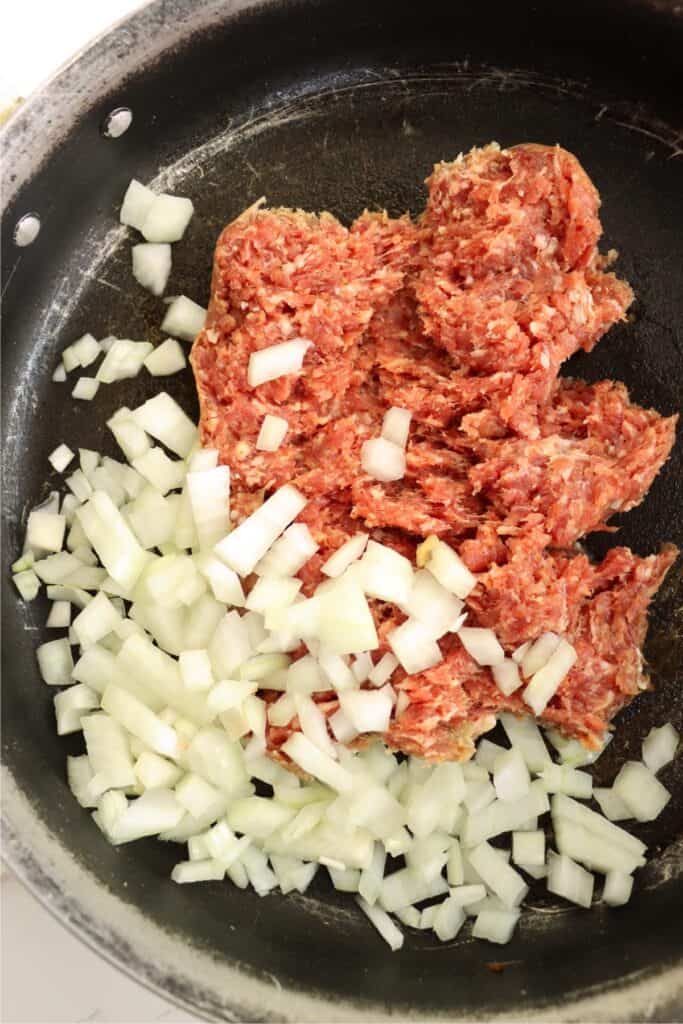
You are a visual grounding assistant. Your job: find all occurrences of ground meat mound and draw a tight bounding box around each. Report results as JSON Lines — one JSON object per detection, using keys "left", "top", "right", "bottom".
{"left": 192, "top": 143, "right": 678, "bottom": 761}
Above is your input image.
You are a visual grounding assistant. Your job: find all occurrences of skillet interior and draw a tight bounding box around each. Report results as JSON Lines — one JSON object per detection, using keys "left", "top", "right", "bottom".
{"left": 2, "top": 0, "right": 682, "bottom": 1019}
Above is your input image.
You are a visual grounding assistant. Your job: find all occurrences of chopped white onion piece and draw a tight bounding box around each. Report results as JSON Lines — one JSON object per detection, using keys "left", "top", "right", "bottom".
{"left": 360, "top": 436, "right": 406, "bottom": 482}
{"left": 186, "top": 464, "right": 230, "bottom": 549}
{"left": 77, "top": 491, "right": 151, "bottom": 590}
{"left": 72, "top": 591, "right": 122, "bottom": 647}
{"left": 318, "top": 579, "right": 378, "bottom": 656}
{"left": 328, "top": 865, "right": 361, "bottom": 892}
{"left": 54, "top": 683, "right": 99, "bottom": 735}
{"left": 13, "top": 569, "right": 40, "bottom": 600}
{"left": 179, "top": 650, "right": 214, "bottom": 691}
{"left": 472, "top": 908, "right": 520, "bottom": 945}
{"left": 215, "top": 484, "right": 306, "bottom": 578}
{"left": 82, "top": 713, "right": 136, "bottom": 796}
{"left": 379, "top": 866, "right": 448, "bottom": 913}
{"left": 593, "top": 787, "right": 632, "bottom": 822}
{"left": 48, "top": 444, "right": 75, "bottom": 474}
{"left": 321, "top": 533, "right": 368, "bottom": 579}
{"left": 256, "top": 414, "right": 289, "bottom": 452}
{"left": 144, "top": 338, "right": 187, "bottom": 376}
{"left": 642, "top": 723, "right": 679, "bottom": 774}
{"left": 523, "top": 638, "right": 577, "bottom": 715}
{"left": 26, "top": 507, "right": 67, "bottom": 554}
{"left": 422, "top": 538, "right": 476, "bottom": 599}
{"left": 381, "top": 406, "right": 412, "bottom": 449}
{"left": 161, "top": 295, "right": 207, "bottom": 342}
{"left": 547, "top": 852, "right": 594, "bottom": 908}
{"left": 132, "top": 393, "right": 197, "bottom": 457}
{"left": 102, "top": 684, "right": 180, "bottom": 759}
{"left": 329, "top": 708, "right": 359, "bottom": 744}
{"left": 340, "top": 689, "right": 393, "bottom": 735}
{"left": 462, "top": 781, "right": 550, "bottom": 848}
{"left": 467, "top": 842, "right": 528, "bottom": 910}
{"left": 246, "top": 575, "right": 301, "bottom": 614}
{"left": 52, "top": 362, "right": 67, "bottom": 382}
{"left": 132, "top": 243, "right": 172, "bottom": 296}
{"left": 388, "top": 618, "right": 442, "bottom": 676}
{"left": 46, "top": 599, "right": 71, "bottom": 628}
{"left": 196, "top": 553, "right": 245, "bottom": 606}
{"left": 282, "top": 733, "right": 352, "bottom": 793}
{"left": 294, "top": 694, "right": 336, "bottom": 759}
{"left": 171, "top": 859, "right": 225, "bottom": 884}
{"left": 458, "top": 627, "right": 505, "bottom": 667}
{"left": 254, "top": 523, "right": 318, "bottom": 577}
{"left": 367, "top": 652, "right": 398, "bottom": 688}
{"left": 141, "top": 193, "right": 194, "bottom": 243}
{"left": 176, "top": 773, "right": 223, "bottom": 820}
{"left": 612, "top": 761, "right": 671, "bottom": 822}
{"left": 359, "top": 540, "right": 414, "bottom": 606}
{"left": 133, "top": 447, "right": 185, "bottom": 495}
{"left": 433, "top": 896, "right": 466, "bottom": 942}
{"left": 120, "top": 179, "right": 156, "bottom": 231}
{"left": 499, "top": 713, "right": 551, "bottom": 773}
{"left": 602, "top": 870, "right": 633, "bottom": 907}
{"left": 107, "top": 408, "right": 152, "bottom": 463}
{"left": 248, "top": 338, "right": 312, "bottom": 388}
{"left": 356, "top": 896, "right": 404, "bottom": 951}
{"left": 493, "top": 747, "right": 530, "bottom": 803}
{"left": 72, "top": 377, "right": 100, "bottom": 400}
{"left": 135, "top": 751, "right": 183, "bottom": 790}
{"left": 540, "top": 764, "right": 592, "bottom": 799}
{"left": 520, "top": 632, "right": 561, "bottom": 678}
{"left": 492, "top": 659, "right": 522, "bottom": 696}
{"left": 36, "top": 637, "right": 74, "bottom": 685}
{"left": 512, "top": 829, "right": 545, "bottom": 867}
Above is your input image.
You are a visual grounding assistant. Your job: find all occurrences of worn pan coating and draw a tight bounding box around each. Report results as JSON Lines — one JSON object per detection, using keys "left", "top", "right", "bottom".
{"left": 1, "top": 0, "right": 682, "bottom": 1020}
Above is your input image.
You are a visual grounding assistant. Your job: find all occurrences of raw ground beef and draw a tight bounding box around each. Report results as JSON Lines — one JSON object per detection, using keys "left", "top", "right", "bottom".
{"left": 192, "top": 142, "right": 678, "bottom": 762}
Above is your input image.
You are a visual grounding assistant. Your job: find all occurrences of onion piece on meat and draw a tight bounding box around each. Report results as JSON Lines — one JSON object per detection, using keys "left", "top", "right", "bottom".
{"left": 458, "top": 627, "right": 505, "bottom": 667}
{"left": 254, "top": 523, "right": 318, "bottom": 577}
{"left": 256, "top": 414, "right": 289, "bottom": 452}
{"left": 522, "top": 639, "right": 577, "bottom": 715}
{"left": 360, "top": 436, "right": 406, "bottom": 482}
{"left": 388, "top": 618, "right": 442, "bottom": 675}
{"left": 492, "top": 659, "right": 522, "bottom": 696}
{"left": 282, "top": 733, "right": 352, "bottom": 793}
{"left": 248, "top": 338, "right": 312, "bottom": 387}
{"left": 321, "top": 533, "right": 369, "bottom": 578}
{"left": 381, "top": 407, "right": 412, "bottom": 450}
{"left": 421, "top": 538, "right": 476, "bottom": 599}
{"left": 186, "top": 464, "right": 230, "bottom": 549}
{"left": 520, "top": 632, "right": 561, "bottom": 678}
{"left": 215, "top": 484, "right": 307, "bottom": 578}
{"left": 359, "top": 540, "right": 414, "bottom": 606}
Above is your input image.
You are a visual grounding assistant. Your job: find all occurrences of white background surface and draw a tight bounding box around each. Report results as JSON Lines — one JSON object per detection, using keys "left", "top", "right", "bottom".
{"left": 1, "top": 8, "right": 200, "bottom": 1022}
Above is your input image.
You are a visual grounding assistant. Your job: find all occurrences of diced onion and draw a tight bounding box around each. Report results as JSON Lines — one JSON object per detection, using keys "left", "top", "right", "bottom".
{"left": 248, "top": 338, "right": 312, "bottom": 388}
{"left": 492, "top": 659, "right": 522, "bottom": 696}
{"left": 282, "top": 733, "right": 352, "bottom": 793}
{"left": 161, "top": 295, "right": 207, "bottom": 342}
{"left": 472, "top": 908, "right": 520, "bottom": 944}
{"left": 612, "top": 761, "right": 671, "bottom": 822}
{"left": 256, "top": 414, "right": 288, "bottom": 452}
{"left": 602, "top": 870, "right": 633, "bottom": 907}
{"left": 458, "top": 627, "right": 505, "bottom": 667}
{"left": 340, "top": 689, "right": 393, "bottom": 735}
{"left": 523, "top": 638, "right": 577, "bottom": 715}
{"left": 499, "top": 712, "right": 551, "bottom": 773}
{"left": 141, "top": 193, "right": 194, "bottom": 243}
{"left": 381, "top": 407, "right": 412, "bottom": 449}
{"left": 360, "top": 436, "right": 406, "bottom": 482}
{"left": 540, "top": 764, "right": 592, "bottom": 799}
{"left": 186, "top": 464, "right": 230, "bottom": 549}
{"left": 493, "top": 747, "right": 530, "bottom": 803}
{"left": 215, "top": 484, "right": 306, "bottom": 578}
{"left": 520, "top": 632, "right": 561, "bottom": 678}
{"left": 547, "top": 852, "right": 594, "bottom": 908}
{"left": 422, "top": 538, "right": 476, "bottom": 599}
{"left": 120, "top": 179, "right": 156, "bottom": 231}
{"left": 52, "top": 362, "right": 67, "bottom": 382}
{"left": 593, "top": 787, "right": 632, "bottom": 822}
{"left": 36, "top": 637, "right": 74, "bottom": 685}
{"left": 642, "top": 723, "right": 679, "bottom": 775}
{"left": 144, "top": 338, "right": 187, "bottom": 376}
{"left": 132, "top": 392, "right": 197, "bottom": 457}
{"left": 49, "top": 444, "right": 75, "bottom": 474}
{"left": 72, "top": 377, "right": 100, "bottom": 400}
{"left": 132, "top": 243, "right": 172, "bottom": 296}
{"left": 512, "top": 829, "right": 545, "bottom": 867}
{"left": 321, "top": 533, "right": 368, "bottom": 578}
{"left": 388, "top": 618, "right": 442, "bottom": 676}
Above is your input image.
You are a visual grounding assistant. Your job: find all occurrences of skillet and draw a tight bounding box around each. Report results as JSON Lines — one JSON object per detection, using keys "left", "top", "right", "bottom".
{"left": 1, "top": 0, "right": 682, "bottom": 1019}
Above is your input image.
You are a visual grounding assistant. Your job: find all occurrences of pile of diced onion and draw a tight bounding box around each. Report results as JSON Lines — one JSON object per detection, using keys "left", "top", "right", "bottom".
{"left": 9, "top": 180, "right": 679, "bottom": 953}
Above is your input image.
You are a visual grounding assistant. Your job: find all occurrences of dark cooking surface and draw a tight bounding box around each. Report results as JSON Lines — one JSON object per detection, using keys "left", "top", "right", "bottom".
{"left": 1, "top": 0, "right": 681, "bottom": 1019}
